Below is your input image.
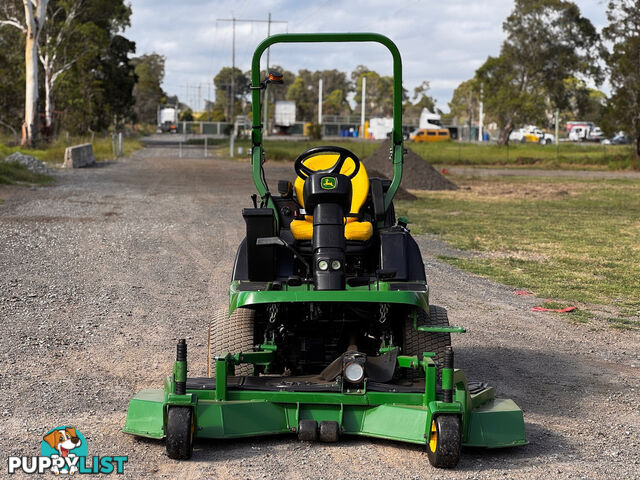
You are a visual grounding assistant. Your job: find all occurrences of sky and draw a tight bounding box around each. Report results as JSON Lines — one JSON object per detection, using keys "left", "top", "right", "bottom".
{"left": 126, "top": 0, "right": 609, "bottom": 114}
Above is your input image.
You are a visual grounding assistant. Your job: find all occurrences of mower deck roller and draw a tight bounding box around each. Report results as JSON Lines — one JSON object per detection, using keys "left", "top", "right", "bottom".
{"left": 123, "top": 33, "right": 526, "bottom": 468}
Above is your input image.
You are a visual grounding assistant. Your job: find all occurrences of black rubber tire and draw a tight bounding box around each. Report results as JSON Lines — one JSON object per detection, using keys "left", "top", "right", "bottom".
{"left": 298, "top": 420, "right": 318, "bottom": 442}
{"left": 426, "top": 415, "right": 461, "bottom": 468}
{"left": 318, "top": 421, "right": 340, "bottom": 442}
{"left": 208, "top": 306, "right": 255, "bottom": 376}
{"left": 403, "top": 305, "right": 451, "bottom": 380}
{"left": 166, "top": 407, "right": 194, "bottom": 460}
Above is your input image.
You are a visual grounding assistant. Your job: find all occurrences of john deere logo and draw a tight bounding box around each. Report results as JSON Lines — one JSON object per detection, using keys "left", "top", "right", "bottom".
{"left": 321, "top": 176, "right": 337, "bottom": 189}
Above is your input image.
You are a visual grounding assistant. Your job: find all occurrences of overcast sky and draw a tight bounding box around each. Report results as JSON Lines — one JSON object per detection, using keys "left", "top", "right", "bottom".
{"left": 126, "top": 0, "right": 609, "bottom": 113}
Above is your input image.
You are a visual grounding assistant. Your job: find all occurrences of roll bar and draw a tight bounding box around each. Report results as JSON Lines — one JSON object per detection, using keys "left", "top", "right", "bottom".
{"left": 250, "top": 33, "right": 404, "bottom": 217}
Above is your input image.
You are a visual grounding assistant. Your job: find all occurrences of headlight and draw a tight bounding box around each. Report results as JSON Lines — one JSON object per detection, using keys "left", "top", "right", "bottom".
{"left": 318, "top": 260, "right": 329, "bottom": 271}
{"left": 343, "top": 362, "right": 365, "bottom": 383}
{"left": 331, "top": 260, "right": 341, "bottom": 270}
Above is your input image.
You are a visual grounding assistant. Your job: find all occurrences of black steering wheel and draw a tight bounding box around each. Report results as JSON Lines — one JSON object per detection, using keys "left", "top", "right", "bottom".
{"left": 294, "top": 146, "right": 361, "bottom": 180}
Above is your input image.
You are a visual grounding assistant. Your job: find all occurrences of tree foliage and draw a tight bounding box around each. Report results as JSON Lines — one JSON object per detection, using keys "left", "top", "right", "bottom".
{"left": 0, "top": 0, "right": 136, "bottom": 137}
{"left": 602, "top": 0, "right": 640, "bottom": 162}
{"left": 475, "top": 0, "right": 601, "bottom": 144}
{"left": 213, "top": 67, "right": 249, "bottom": 121}
{"left": 131, "top": 53, "right": 165, "bottom": 124}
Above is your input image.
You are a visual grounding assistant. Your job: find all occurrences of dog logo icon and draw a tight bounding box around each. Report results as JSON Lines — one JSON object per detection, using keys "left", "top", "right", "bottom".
{"left": 41, "top": 426, "right": 87, "bottom": 475}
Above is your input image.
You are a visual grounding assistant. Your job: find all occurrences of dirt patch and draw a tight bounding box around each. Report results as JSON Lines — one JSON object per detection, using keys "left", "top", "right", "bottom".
{"left": 416, "top": 179, "right": 600, "bottom": 201}
{"left": 364, "top": 140, "right": 458, "bottom": 191}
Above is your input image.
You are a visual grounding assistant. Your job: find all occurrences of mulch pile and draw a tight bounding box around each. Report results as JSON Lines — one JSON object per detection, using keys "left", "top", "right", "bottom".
{"left": 363, "top": 140, "right": 458, "bottom": 194}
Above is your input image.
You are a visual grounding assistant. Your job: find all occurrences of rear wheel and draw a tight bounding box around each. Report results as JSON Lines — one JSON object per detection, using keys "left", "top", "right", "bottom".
{"left": 208, "top": 306, "right": 255, "bottom": 376}
{"left": 166, "top": 406, "right": 194, "bottom": 460}
{"left": 426, "top": 415, "right": 461, "bottom": 468}
{"left": 403, "top": 305, "right": 451, "bottom": 380}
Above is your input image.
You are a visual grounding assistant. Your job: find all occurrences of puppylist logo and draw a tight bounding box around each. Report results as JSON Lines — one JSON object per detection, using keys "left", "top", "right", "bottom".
{"left": 7, "top": 426, "right": 128, "bottom": 475}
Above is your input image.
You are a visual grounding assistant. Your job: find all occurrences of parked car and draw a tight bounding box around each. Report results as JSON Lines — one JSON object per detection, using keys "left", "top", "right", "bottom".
{"left": 603, "top": 132, "right": 628, "bottom": 145}
{"left": 411, "top": 128, "right": 450, "bottom": 142}
{"left": 509, "top": 126, "right": 554, "bottom": 144}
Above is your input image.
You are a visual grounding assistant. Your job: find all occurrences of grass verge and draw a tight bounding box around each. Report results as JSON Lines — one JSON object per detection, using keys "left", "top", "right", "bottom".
{"left": 1, "top": 135, "right": 144, "bottom": 164}
{"left": 398, "top": 175, "right": 640, "bottom": 329}
{"left": 0, "top": 162, "right": 53, "bottom": 185}
{"left": 210, "top": 137, "right": 635, "bottom": 169}
{"left": 212, "top": 138, "right": 381, "bottom": 162}
{"left": 410, "top": 141, "right": 635, "bottom": 169}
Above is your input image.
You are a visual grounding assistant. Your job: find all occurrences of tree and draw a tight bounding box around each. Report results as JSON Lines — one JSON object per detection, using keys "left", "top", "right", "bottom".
{"left": 448, "top": 79, "right": 480, "bottom": 126}
{"left": 1, "top": 0, "right": 49, "bottom": 146}
{"left": 131, "top": 53, "right": 165, "bottom": 124}
{"left": 323, "top": 89, "right": 348, "bottom": 115}
{"left": 286, "top": 70, "right": 316, "bottom": 120}
{"left": 475, "top": 0, "right": 601, "bottom": 144}
{"left": 98, "top": 34, "right": 137, "bottom": 129}
{"left": 0, "top": 23, "right": 25, "bottom": 138}
{"left": 213, "top": 67, "right": 249, "bottom": 121}
{"left": 405, "top": 80, "right": 437, "bottom": 119}
{"left": 352, "top": 66, "right": 407, "bottom": 118}
{"left": 561, "top": 77, "right": 605, "bottom": 123}
{"left": 39, "top": 0, "right": 132, "bottom": 132}
{"left": 602, "top": 0, "right": 640, "bottom": 163}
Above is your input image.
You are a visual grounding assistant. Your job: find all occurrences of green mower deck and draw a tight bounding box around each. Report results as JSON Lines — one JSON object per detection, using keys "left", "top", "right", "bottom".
{"left": 124, "top": 344, "right": 526, "bottom": 449}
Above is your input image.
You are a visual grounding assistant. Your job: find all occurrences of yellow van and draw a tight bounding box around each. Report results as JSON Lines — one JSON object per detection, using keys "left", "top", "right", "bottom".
{"left": 411, "top": 128, "right": 450, "bottom": 143}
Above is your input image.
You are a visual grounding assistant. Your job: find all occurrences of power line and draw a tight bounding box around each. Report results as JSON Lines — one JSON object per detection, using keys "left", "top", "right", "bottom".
{"left": 216, "top": 15, "right": 288, "bottom": 156}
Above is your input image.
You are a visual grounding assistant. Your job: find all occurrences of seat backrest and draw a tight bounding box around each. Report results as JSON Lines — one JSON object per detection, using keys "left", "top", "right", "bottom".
{"left": 294, "top": 154, "right": 369, "bottom": 215}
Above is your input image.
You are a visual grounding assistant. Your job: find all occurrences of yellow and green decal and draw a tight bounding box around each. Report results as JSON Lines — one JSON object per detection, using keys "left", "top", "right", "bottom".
{"left": 321, "top": 176, "right": 337, "bottom": 189}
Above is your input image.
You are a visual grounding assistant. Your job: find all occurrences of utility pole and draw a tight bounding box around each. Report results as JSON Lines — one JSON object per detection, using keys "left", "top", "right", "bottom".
{"left": 217, "top": 15, "right": 288, "bottom": 157}
{"left": 478, "top": 83, "right": 484, "bottom": 142}
{"left": 360, "top": 76, "right": 366, "bottom": 139}
{"left": 318, "top": 78, "right": 323, "bottom": 126}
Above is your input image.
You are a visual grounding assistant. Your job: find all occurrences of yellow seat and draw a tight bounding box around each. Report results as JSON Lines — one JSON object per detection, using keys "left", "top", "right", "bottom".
{"left": 290, "top": 154, "right": 372, "bottom": 241}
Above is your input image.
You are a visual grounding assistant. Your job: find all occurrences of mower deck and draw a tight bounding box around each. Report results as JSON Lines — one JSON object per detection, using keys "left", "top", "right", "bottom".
{"left": 124, "top": 354, "right": 526, "bottom": 449}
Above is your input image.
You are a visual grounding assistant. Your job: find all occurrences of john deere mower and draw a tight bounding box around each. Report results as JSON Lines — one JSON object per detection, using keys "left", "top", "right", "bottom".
{"left": 124, "top": 33, "right": 526, "bottom": 468}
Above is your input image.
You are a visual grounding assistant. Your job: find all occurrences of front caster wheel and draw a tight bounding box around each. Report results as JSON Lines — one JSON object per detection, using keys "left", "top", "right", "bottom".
{"left": 297, "top": 420, "right": 318, "bottom": 442}
{"left": 166, "top": 406, "right": 194, "bottom": 459}
{"left": 426, "top": 415, "right": 461, "bottom": 468}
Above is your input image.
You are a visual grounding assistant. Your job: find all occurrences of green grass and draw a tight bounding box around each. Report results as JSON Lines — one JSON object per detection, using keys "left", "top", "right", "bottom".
{"left": 0, "top": 161, "right": 53, "bottom": 185}
{"left": 409, "top": 141, "right": 635, "bottom": 169}
{"left": 0, "top": 135, "right": 143, "bottom": 164}
{"left": 210, "top": 137, "right": 636, "bottom": 170}
{"left": 398, "top": 175, "right": 640, "bottom": 328}
{"left": 607, "top": 317, "right": 640, "bottom": 330}
{"left": 215, "top": 138, "right": 381, "bottom": 162}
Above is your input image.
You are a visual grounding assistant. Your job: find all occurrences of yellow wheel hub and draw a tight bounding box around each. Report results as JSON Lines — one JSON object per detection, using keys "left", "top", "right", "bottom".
{"left": 429, "top": 419, "right": 438, "bottom": 452}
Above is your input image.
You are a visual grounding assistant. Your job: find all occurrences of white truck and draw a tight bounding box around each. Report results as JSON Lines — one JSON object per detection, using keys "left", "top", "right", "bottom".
{"left": 419, "top": 109, "right": 443, "bottom": 129}
{"left": 274, "top": 101, "right": 296, "bottom": 127}
{"left": 568, "top": 125, "right": 604, "bottom": 142}
{"left": 157, "top": 106, "right": 178, "bottom": 133}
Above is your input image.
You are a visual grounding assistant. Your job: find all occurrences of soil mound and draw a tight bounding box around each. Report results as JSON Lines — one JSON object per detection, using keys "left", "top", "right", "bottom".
{"left": 364, "top": 140, "right": 457, "bottom": 191}
{"left": 365, "top": 168, "right": 416, "bottom": 201}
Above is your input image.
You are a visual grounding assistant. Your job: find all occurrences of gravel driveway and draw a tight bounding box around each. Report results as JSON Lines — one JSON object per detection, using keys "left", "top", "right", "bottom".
{"left": 1, "top": 148, "right": 638, "bottom": 479}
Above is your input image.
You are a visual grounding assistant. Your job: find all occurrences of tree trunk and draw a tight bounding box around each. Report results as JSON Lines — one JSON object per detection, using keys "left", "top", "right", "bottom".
{"left": 44, "top": 67, "right": 53, "bottom": 131}
{"left": 23, "top": 26, "right": 38, "bottom": 146}
{"left": 497, "top": 119, "right": 513, "bottom": 146}
{"left": 20, "top": 0, "right": 48, "bottom": 147}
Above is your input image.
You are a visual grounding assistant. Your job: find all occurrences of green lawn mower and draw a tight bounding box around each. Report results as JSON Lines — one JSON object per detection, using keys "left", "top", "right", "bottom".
{"left": 123, "top": 33, "right": 526, "bottom": 468}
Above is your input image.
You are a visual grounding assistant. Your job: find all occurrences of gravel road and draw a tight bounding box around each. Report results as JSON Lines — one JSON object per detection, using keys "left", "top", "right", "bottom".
{"left": 1, "top": 148, "right": 638, "bottom": 479}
